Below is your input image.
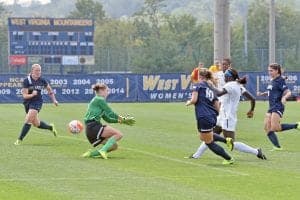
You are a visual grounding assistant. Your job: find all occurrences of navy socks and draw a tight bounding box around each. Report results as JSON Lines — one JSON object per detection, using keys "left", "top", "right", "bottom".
{"left": 213, "top": 133, "right": 226, "bottom": 143}
{"left": 206, "top": 141, "right": 231, "bottom": 160}
{"left": 19, "top": 123, "right": 32, "bottom": 140}
{"left": 281, "top": 124, "right": 297, "bottom": 131}
{"left": 38, "top": 121, "right": 52, "bottom": 130}
{"left": 267, "top": 131, "right": 280, "bottom": 148}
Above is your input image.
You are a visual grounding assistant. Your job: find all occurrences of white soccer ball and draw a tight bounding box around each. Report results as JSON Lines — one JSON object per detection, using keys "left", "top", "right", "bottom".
{"left": 68, "top": 120, "right": 84, "bottom": 134}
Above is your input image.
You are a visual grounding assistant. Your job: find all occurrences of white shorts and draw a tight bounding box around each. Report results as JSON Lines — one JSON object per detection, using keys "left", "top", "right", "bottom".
{"left": 217, "top": 109, "right": 237, "bottom": 132}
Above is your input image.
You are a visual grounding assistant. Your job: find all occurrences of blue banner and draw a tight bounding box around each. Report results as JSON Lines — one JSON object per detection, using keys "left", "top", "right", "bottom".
{"left": 240, "top": 72, "right": 300, "bottom": 100}
{"left": 0, "top": 72, "right": 299, "bottom": 103}
{"left": 137, "top": 74, "right": 192, "bottom": 102}
{"left": 0, "top": 74, "right": 137, "bottom": 103}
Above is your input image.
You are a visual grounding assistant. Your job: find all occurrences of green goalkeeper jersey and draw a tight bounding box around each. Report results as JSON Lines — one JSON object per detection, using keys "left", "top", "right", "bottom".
{"left": 84, "top": 95, "right": 119, "bottom": 124}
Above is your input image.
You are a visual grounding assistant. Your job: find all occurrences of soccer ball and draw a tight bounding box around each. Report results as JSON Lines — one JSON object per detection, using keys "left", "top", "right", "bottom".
{"left": 68, "top": 120, "right": 84, "bottom": 134}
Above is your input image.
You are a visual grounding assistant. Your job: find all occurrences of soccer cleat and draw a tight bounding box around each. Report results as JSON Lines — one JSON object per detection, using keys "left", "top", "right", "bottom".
{"left": 81, "top": 150, "right": 92, "bottom": 158}
{"left": 222, "top": 158, "right": 234, "bottom": 165}
{"left": 270, "top": 146, "right": 283, "bottom": 151}
{"left": 297, "top": 122, "right": 300, "bottom": 130}
{"left": 14, "top": 139, "right": 22, "bottom": 145}
{"left": 184, "top": 154, "right": 198, "bottom": 159}
{"left": 256, "top": 148, "right": 267, "bottom": 160}
{"left": 226, "top": 137, "right": 234, "bottom": 151}
{"left": 99, "top": 150, "right": 108, "bottom": 159}
{"left": 50, "top": 123, "right": 57, "bottom": 137}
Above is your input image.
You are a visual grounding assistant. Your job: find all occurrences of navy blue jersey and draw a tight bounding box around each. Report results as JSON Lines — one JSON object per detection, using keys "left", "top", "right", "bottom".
{"left": 192, "top": 81, "right": 218, "bottom": 119}
{"left": 23, "top": 75, "right": 48, "bottom": 103}
{"left": 267, "top": 76, "right": 288, "bottom": 112}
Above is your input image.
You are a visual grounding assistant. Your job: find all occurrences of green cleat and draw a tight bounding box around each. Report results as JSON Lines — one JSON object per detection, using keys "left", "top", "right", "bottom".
{"left": 14, "top": 139, "right": 22, "bottom": 145}
{"left": 270, "top": 146, "right": 283, "bottom": 151}
{"left": 226, "top": 137, "right": 234, "bottom": 151}
{"left": 81, "top": 150, "right": 92, "bottom": 158}
{"left": 99, "top": 150, "right": 108, "bottom": 159}
{"left": 222, "top": 158, "right": 234, "bottom": 165}
{"left": 50, "top": 123, "right": 57, "bottom": 137}
{"left": 297, "top": 122, "right": 300, "bottom": 130}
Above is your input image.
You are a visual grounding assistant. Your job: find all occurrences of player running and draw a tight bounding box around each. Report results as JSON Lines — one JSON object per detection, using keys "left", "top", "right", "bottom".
{"left": 257, "top": 63, "right": 300, "bottom": 150}
{"left": 14, "top": 64, "right": 58, "bottom": 145}
{"left": 186, "top": 68, "right": 234, "bottom": 165}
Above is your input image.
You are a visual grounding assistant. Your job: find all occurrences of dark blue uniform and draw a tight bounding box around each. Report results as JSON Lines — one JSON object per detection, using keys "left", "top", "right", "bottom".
{"left": 267, "top": 76, "right": 288, "bottom": 117}
{"left": 192, "top": 81, "right": 219, "bottom": 133}
{"left": 23, "top": 75, "right": 48, "bottom": 113}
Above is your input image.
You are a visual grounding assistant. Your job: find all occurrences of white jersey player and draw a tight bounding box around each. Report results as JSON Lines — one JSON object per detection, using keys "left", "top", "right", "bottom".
{"left": 187, "top": 66, "right": 266, "bottom": 160}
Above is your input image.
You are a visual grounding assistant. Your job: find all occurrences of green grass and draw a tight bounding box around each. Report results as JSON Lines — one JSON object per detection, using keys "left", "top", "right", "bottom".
{"left": 0, "top": 102, "right": 300, "bottom": 200}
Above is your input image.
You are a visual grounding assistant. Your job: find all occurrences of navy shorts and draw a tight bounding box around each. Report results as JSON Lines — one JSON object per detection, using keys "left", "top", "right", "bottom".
{"left": 85, "top": 121, "right": 107, "bottom": 147}
{"left": 268, "top": 106, "right": 284, "bottom": 118}
{"left": 197, "top": 115, "right": 217, "bottom": 133}
{"left": 23, "top": 101, "right": 43, "bottom": 113}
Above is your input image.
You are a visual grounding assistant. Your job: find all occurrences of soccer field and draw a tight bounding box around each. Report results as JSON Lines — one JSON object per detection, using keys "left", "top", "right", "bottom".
{"left": 0, "top": 102, "right": 299, "bottom": 200}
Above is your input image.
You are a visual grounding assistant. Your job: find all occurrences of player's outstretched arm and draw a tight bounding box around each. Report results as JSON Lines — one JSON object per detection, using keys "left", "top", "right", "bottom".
{"left": 118, "top": 115, "right": 136, "bottom": 126}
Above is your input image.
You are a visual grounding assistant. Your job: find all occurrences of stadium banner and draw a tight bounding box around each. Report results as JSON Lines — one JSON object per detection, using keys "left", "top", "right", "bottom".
{"left": 0, "top": 74, "right": 137, "bottom": 103}
{"left": 240, "top": 72, "right": 300, "bottom": 100}
{"left": 0, "top": 72, "right": 299, "bottom": 103}
{"left": 137, "top": 74, "right": 193, "bottom": 102}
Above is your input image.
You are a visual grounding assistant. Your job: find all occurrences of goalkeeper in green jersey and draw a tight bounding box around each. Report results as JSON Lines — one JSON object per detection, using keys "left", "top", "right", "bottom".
{"left": 82, "top": 83, "right": 135, "bottom": 159}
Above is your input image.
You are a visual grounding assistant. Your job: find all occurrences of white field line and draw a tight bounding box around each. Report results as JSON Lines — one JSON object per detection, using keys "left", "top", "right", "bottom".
{"left": 61, "top": 135, "right": 249, "bottom": 176}
{"left": 10, "top": 131, "right": 249, "bottom": 177}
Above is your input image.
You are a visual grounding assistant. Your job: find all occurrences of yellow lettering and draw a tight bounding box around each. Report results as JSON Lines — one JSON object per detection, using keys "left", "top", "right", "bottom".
{"left": 171, "top": 79, "right": 179, "bottom": 90}
{"left": 162, "top": 79, "right": 179, "bottom": 90}
{"left": 181, "top": 75, "right": 191, "bottom": 89}
{"left": 143, "top": 75, "right": 160, "bottom": 90}
{"left": 164, "top": 80, "right": 171, "bottom": 90}
{"left": 157, "top": 80, "right": 164, "bottom": 90}
{"left": 28, "top": 19, "right": 50, "bottom": 26}
{"left": 11, "top": 18, "right": 26, "bottom": 25}
{"left": 53, "top": 19, "right": 93, "bottom": 26}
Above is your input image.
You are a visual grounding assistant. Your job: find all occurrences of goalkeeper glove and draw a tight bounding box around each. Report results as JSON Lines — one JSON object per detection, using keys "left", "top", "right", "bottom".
{"left": 118, "top": 116, "right": 136, "bottom": 126}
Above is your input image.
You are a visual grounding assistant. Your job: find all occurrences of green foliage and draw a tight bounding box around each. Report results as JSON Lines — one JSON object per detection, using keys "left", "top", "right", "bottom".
{"left": 1, "top": 102, "right": 300, "bottom": 199}
{"left": 0, "top": 3, "right": 5, "bottom": 16}
{"left": 246, "top": 0, "right": 300, "bottom": 70}
{"left": 131, "top": 13, "right": 214, "bottom": 73}
{"left": 275, "top": 5, "right": 300, "bottom": 69}
{"left": 93, "top": 19, "right": 136, "bottom": 71}
{"left": 1, "top": 0, "right": 300, "bottom": 73}
{"left": 68, "top": 0, "right": 105, "bottom": 21}
{"left": 248, "top": 0, "right": 269, "bottom": 49}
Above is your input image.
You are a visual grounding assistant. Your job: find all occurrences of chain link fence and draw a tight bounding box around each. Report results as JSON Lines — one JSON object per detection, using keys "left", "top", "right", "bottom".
{"left": 0, "top": 47, "right": 299, "bottom": 74}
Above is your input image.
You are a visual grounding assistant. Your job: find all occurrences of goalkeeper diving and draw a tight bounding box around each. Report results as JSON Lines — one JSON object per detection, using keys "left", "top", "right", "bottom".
{"left": 82, "top": 83, "right": 135, "bottom": 159}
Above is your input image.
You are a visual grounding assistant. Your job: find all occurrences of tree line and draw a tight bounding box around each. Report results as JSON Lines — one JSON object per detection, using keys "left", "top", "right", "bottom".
{"left": 0, "top": 0, "right": 299, "bottom": 74}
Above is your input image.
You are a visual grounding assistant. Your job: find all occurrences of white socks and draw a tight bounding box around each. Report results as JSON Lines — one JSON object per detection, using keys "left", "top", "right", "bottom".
{"left": 234, "top": 142, "right": 258, "bottom": 155}
{"left": 192, "top": 142, "right": 208, "bottom": 158}
{"left": 192, "top": 141, "right": 258, "bottom": 158}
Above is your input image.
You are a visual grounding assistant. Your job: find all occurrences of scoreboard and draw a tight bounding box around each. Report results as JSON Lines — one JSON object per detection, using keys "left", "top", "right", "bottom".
{"left": 8, "top": 18, "right": 95, "bottom": 66}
